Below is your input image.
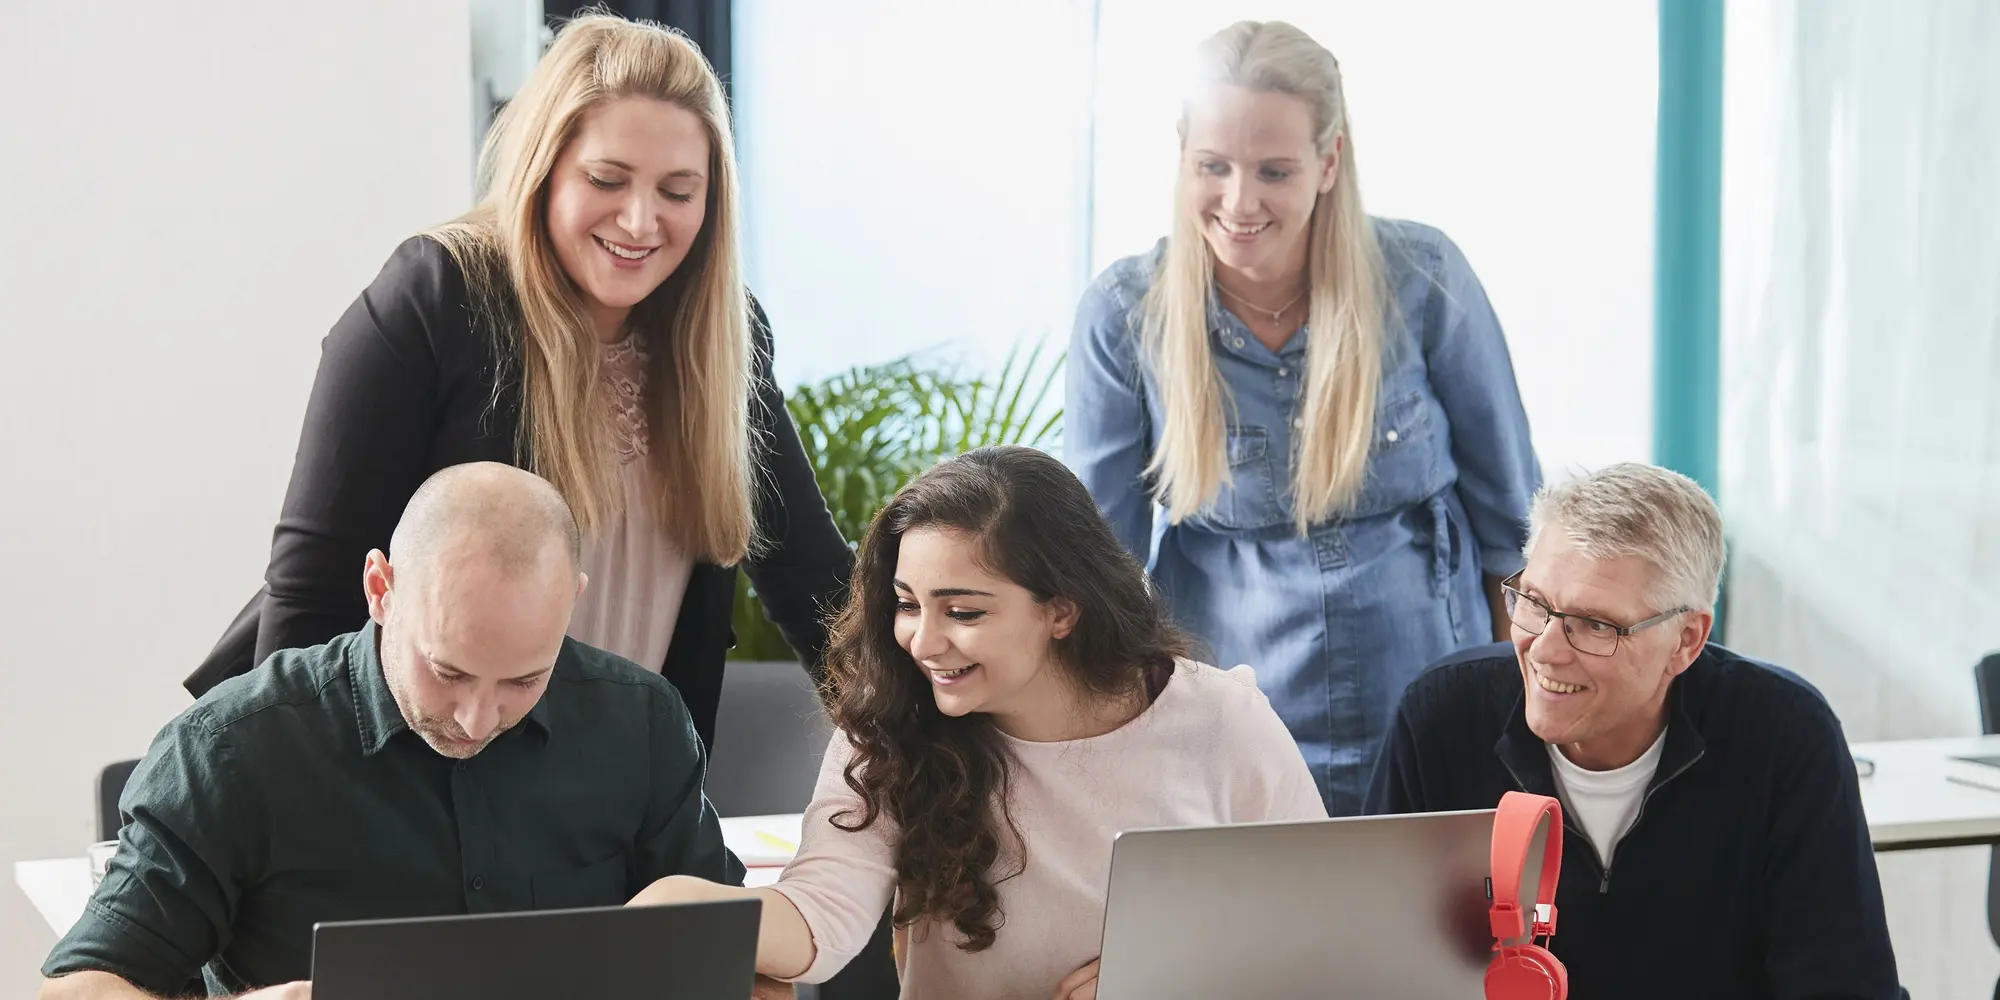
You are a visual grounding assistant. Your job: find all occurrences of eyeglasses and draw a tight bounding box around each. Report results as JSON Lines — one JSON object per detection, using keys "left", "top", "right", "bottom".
{"left": 1500, "top": 571, "right": 1688, "bottom": 657}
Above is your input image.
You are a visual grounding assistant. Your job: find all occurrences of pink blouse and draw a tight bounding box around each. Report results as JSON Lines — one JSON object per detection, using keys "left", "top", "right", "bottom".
{"left": 565, "top": 334, "right": 693, "bottom": 672}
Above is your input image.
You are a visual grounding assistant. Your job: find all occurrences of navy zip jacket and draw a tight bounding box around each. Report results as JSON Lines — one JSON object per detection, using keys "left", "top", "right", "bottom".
{"left": 1365, "top": 642, "right": 1899, "bottom": 999}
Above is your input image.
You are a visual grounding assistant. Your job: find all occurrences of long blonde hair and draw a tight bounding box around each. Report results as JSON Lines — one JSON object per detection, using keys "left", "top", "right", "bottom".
{"left": 1142, "top": 20, "right": 1387, "bottom": 533}
{"left": 425, "top": 11, "right": 757, "bottom": 564}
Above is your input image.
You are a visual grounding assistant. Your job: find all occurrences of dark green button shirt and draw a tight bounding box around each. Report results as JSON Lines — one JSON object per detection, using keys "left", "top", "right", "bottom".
{"left": 44, "top": 624, "right": 744, "bottom": 994}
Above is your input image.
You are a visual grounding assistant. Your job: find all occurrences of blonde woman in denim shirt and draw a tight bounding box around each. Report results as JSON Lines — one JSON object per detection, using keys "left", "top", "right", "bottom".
{"left": 1066, "top": 20, "right": 1541, "bottom": 815}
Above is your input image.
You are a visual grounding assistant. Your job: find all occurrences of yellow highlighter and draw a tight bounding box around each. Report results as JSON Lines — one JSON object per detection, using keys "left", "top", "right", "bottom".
{"left": 755, "top": 830, "right": 798, "bottom": 854}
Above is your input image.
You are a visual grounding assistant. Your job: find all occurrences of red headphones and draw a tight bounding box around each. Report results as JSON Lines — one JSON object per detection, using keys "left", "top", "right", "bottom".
{"left": 1485, "top": 791, "right": 1568, "bottom": 1000}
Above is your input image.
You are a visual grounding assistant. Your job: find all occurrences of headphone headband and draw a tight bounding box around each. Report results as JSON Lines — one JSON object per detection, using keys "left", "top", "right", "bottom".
{"left": 1488, "top": 791, "right": 1563, "bottom": 945}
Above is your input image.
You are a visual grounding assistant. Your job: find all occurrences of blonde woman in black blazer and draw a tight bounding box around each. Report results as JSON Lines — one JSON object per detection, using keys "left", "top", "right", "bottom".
{"left": 189, "top": 13, "right": 849, "bottom": 752}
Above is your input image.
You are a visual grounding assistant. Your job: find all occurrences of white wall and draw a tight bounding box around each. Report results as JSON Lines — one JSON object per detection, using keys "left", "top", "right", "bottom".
{"left": 1089, "top": 0, "right": 1659, "bottom": 476}
{"left": 0, "top": 1, "right": 472, "bottom": 991}
{"left": 1720, "top": 1, "right": 2000, "bottom": 995}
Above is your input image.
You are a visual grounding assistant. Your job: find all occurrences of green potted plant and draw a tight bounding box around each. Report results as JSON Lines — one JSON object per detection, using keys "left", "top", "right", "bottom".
{"left": 730, "top": 344, "right": 1064, "bottom": 661}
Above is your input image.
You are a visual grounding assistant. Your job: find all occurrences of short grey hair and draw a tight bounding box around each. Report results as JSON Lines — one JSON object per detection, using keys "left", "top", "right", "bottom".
{"left": 1525, "top": 463, "right": 1726, "bottom": 613}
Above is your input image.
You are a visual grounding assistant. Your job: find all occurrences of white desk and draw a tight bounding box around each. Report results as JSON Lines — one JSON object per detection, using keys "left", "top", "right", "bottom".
{"left": 15, "top": 857, "right": 91, "bottom": 939}
{"left": 719, "top": 812, "right": 805, "bottom": 881}
{"left": 1852, "top": 736, "right": 2000, "bottom": 851}
{"left": 15, "top": 813, "right": 807, "bottom": 939}
{"left": 25, "top": 736, "right": 2000, "bottom": 938}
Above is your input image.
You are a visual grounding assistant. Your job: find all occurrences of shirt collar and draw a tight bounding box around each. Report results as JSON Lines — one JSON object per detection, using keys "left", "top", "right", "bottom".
{"left": 525, "top": 657, "right": 558, "bottom": 741}
{"left": 351, "top": 622, "right": 408, "bottom": 756}
{"left": 1205, "top": 283, "right": 1310, "bottom": 359}
{"left": 349, "top": 621, "right": 558, "bottom": 756}
{"left": 1494, "top": 655, "right": 1708, "bottom": 799}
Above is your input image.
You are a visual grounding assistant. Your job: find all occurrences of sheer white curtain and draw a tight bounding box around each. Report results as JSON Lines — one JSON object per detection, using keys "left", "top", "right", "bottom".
{"left": 1721, "top": 3, "right": 2000, "bottom": 995}
{"left": 1088, "top": 0, "right": 1658, "bottom": 476}
{"left": 732, "top": 0, "right": 1098, "bottom": 388}
{"left": 1720, "top": 0, "right": 2000, "bottom": 739}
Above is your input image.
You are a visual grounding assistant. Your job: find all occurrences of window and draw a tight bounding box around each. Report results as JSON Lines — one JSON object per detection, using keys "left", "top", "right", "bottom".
{"left": 734, "top": 0, "right": 1098, "bottom": 389}
{"left": 1090, "top": 0, "right": 1658, "bottom": 474}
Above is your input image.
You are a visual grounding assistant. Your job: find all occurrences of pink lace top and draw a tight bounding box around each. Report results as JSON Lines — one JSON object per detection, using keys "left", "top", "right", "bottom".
{"left": 565, "top": 335, "right": 694, "bottom": 673}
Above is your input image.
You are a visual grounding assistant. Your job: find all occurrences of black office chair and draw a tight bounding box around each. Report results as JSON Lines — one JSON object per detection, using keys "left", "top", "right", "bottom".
{"left": 1976, "top": 652, "right": 2000, "bottom": 1000}
{"left": 705, "top": 661, "right": 834, "bottom": 818}
{"left": 95, "top": 759, "right": 140, "bottom": 843}
{"left": 709, "top": 661, "right": 897, "bottom": 1000}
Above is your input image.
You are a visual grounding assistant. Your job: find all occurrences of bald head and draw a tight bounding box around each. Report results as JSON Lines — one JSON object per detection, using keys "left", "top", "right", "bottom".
{"left": 368, "top": 463, "right": 583, "bottom": 760}
{"left": 389, "top": 462, "right": 581, "bottom": 582}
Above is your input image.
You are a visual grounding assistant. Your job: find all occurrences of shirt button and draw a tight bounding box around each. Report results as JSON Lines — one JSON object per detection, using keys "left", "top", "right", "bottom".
{"left": 1386, "top": 429, "right": 1400, "bottom": 443}
{"left": 1278, "top": 367, "right": 1289, "bottom": 376}
{"left": 469, "top": 876, "right": 485, "bottom": 891}
{"left": 1292, "top": 417, "right": 1304, "bottom": 429}
{"left": 1232, "top": 337, "right": 1245, "bottom": 348}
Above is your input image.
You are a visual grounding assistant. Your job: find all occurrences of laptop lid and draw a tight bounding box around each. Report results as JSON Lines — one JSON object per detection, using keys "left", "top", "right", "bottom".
{"left": 1094, "top": 810, "right": 1502, "bottom": 999}
{"left": 311, "top": 898, "right": 759, "bottom": 1000}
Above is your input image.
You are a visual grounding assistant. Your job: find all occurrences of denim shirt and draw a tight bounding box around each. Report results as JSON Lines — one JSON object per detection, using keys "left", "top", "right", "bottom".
{"left": 1065, "top": 218, "right": 1541, "bottom": 813}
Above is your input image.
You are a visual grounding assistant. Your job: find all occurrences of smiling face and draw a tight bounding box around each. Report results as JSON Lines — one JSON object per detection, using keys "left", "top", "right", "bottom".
{"left": 889, "top": 526, "right": 1080, "bottom": 740}
{"left": 1180, "top": 84, "right": 1339, "bottom": 284}
{"left": 544, "top": 96, "right": 711, "bottom": 340}
{"left": 1511, "top": 530, "right": 1709, "bottom": 770}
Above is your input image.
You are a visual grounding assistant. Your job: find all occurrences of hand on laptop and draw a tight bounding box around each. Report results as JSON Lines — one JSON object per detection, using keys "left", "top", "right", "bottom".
{"left": 241, "top": 985, "right": 311, "bottom": 999}
{"left": 629, "top": 875, "right": 817, "bottom": 982}
{"left": 1052, "top": 958, "right": 1098, "bottom": 1000}
{"left": 751, "top": 975, "right": 796, "bottom": 999}
{"left": 38, "top": 972, "right": 309, "bottom": 1000}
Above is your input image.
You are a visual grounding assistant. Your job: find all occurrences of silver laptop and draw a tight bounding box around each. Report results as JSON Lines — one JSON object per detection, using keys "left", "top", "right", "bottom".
{"left": 1095, "top": 809, "right": 1514, "bottom": 999}
{"left": 312, "top": 898, "right": 759, "bottom": 1000}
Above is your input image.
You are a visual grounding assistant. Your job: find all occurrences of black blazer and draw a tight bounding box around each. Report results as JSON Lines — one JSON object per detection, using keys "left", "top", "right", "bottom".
{"left": 187, "top": 236, "right": 853, "bottom": 751}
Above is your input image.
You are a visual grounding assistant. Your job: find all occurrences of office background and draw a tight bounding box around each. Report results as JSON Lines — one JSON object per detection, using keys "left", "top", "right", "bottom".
{"left": 0, "top": 1, "right": 1993, "bottom": 995}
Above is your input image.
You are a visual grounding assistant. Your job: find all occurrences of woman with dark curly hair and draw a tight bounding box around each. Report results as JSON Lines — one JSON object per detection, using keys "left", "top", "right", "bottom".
{"left": 632, "top": 446, "right": 1324, "bottom": 999}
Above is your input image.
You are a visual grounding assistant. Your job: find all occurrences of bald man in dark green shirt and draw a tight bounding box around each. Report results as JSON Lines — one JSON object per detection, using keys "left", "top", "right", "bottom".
{"left": 40, "top": 464, "right": 747, "bottom": 999}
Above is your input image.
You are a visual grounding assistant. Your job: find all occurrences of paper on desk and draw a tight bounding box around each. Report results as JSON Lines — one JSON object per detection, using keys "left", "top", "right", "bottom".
{"left": 719, "top": 814, "right": 805, "bottom": 867}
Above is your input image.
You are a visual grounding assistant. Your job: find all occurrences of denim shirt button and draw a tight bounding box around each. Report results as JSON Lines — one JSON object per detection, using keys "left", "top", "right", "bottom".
{"left": 1278, "top": 366, "right": 1290, "bottom": 376}
{"left": 1293, "top": 417, "right": 1304, "bottom": 429}
{"left": 1232, "top": 337, "right": 1245, "bottom": 348}
{"left": 1386, "top": 429, "right": 1400, "bottom": 443}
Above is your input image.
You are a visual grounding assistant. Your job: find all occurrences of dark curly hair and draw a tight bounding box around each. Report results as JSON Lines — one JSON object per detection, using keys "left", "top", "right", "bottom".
{"left": 822, "top": 446, "right": 1191, "bottom": 951}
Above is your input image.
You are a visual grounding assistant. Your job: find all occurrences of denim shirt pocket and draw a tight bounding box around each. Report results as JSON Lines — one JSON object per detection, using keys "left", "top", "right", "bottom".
{"left": 1353, "top": 382, "right": 1439, "bottom": 518}
{"left": 1204, "top": 424, "right": 1289, "bottom": 530}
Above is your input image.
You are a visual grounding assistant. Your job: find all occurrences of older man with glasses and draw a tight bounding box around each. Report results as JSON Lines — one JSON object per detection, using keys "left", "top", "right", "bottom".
{"left": 1365, "top": 462, "right": 1899, "bottom": 999}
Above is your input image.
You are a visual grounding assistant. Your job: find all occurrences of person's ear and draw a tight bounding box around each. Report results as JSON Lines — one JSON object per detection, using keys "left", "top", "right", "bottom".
{"left": 1048, "top": 597, "right": 1080, "bottom": 641}
{"left": 1318, "top": 134, "right": 1343, "bottom": 194}
{"left": 363, "top": 550, "right": 395, "bottom": 627}
{"left": 1664, "top": 610, "right": 1713, "bottom": 679}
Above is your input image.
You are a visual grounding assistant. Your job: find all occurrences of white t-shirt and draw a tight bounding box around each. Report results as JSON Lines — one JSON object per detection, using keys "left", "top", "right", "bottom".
{"left": 1546, "top": 729, "right": 1668, "bottom": 865}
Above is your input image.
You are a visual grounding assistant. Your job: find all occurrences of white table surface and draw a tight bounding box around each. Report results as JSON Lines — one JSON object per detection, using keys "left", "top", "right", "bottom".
{"left": 16, "top": 813, "right": 807, "bottom": 939}
{"left": 24, "top": 736, "right": 2000, "bottom": 938}
{"left": 718, "top": 812, "right": 805, "bottom": 870}
{"left": 14, "top": 857, "right": 91, "bottom": 940}
{"left": 1851, "top": 735, "right": 2000, "bottom": 850}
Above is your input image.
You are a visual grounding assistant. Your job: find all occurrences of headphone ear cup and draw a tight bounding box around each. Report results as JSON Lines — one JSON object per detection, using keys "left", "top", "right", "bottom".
{"left": 1484, "top": 944, "right": 1568, "bottom": 1000}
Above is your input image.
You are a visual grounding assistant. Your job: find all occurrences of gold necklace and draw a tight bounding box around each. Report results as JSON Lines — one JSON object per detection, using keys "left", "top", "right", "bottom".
{"left": 1217, "top": 282, "right": 1308, "bottom": 324}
